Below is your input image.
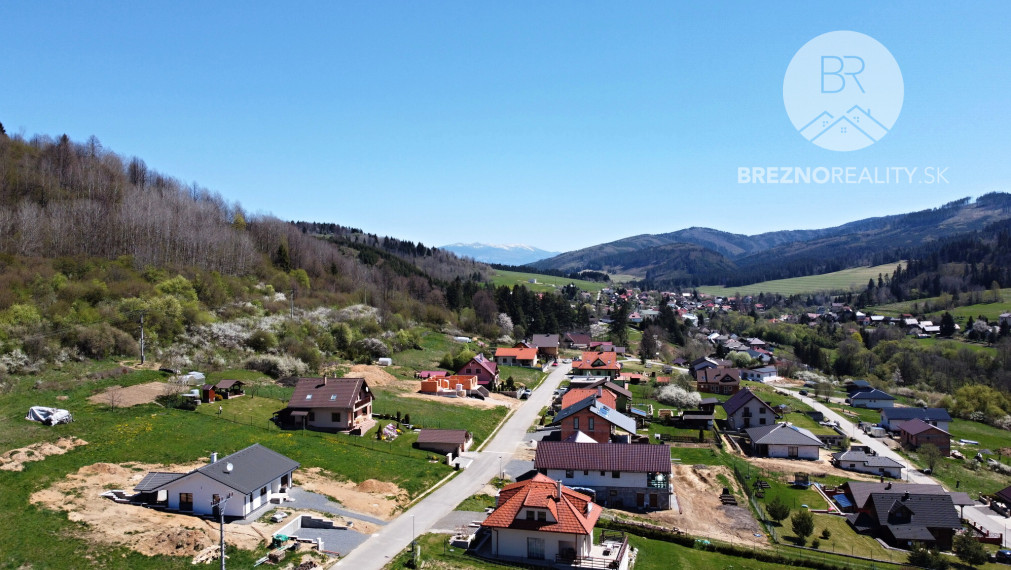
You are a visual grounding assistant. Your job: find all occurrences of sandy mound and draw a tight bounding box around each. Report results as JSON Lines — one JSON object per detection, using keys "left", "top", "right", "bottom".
{"left": 30, "top": 461, "right": 273, "bottom": 558}
{"left": 88, "top": 381, "right": 172, "bottom": 407}
{"left": 402, "top": 388, "right": 515, "bottom": 410}
{"left": 295, "top": 468, "right": 407, "bottom": 520}
{"left": 744, "top": 449, "right": 877, "bottom": 481}
{"left": 345, "top": 365, "right": 400, "bottom": 388}
{"left": 1, "top": 436, "right": 87, "bottom": 472}
{"left": 640, "top": 464, "right": 766, "bottom": 548}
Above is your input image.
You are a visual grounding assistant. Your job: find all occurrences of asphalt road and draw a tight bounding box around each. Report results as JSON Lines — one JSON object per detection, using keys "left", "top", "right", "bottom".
{"left": 332, "top": 362, "right": 572, "bottom": 570}
{"left": 774, "top": 386, "right": 937, "bottom": 485}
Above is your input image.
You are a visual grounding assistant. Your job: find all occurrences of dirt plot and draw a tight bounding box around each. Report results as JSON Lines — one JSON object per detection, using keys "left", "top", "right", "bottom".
{"left": 640, "top": 464, "right": 767, "bottom": 548}
{"left": 88, "top": 381, "right": 173, "bottom": 407}
{"left": 743, "top": 449, "right": 878, "bottom": 481}
{"left": 30, "top": 461, "right": 270, "bottom": 557}
{"left": 294, "top": 467, "right": 407, "bottom": 523}
{"left": 1, "top": 436, "right": 88, "bottom": 471}
{"left": 345, "top": 364, "right": 517, "bottom": 410}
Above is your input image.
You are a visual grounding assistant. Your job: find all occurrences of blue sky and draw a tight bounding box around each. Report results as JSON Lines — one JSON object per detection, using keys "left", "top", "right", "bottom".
{"left": 2, "top": 2, "right": 1008, "bottom": 252}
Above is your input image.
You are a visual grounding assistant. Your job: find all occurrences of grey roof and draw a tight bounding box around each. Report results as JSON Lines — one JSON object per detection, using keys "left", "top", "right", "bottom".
{"left": 153, "top": 444, "right": 300, "bottom": 495}
{"left": 584, "top": 378, "right": 633, "bottom": 399}
{"left": 134, "top": 471, "right": 185, "bottom": 492}
{"left": 867, "top": 492, "right": 961, "bottom": 531}
{"left": 417, "top": 429, "right": 471, "bottom": 445}
{"left": 900, "top": 418, "right": 950, "bottom": 436}
{"left": 850, "top": 389, "right": 895, "bottom": 401}
{"left": 844, "top": 482, "right": 947, "bottom": 509}
{"left": 531, "top": 334, "right": 559, "bottom": 348}
{"left": 722, "top": 388, "right": 776, "bottom": 417}
{"left": 881, "top": 408, "right": 951, "bottom": 422}
{"left": 535, "top": 441, "right": 672, "bottom": 473}
{"left": 746, "top": 423, "right": 823, "bottom": 447}
{"left": 288, "top": 377, "right": 372, "bottom": 410}
{"left": 550, "top": 396, "right": 637, "bottom": 435}
{"left": 832, "top": 450, "right": 903, "bottom": 469}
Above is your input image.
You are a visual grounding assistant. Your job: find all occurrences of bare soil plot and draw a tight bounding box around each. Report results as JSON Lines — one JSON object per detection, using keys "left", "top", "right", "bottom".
{"left": 640, "top": 464, "right": 767, "bottom": 548}
{"left": 744, "top": 448, "right": 878, "bottom": 481}
{"left": 88, "top": 381, "right": 172, "bottom": 407}
{"left": 1, "top": 436, "right": 87, "bottom": 472}
{"left": 345, "top": 364, "right": 517, "bottom": 410}
{"left": 294, "top": 467, "right": 408, "bottom": 523}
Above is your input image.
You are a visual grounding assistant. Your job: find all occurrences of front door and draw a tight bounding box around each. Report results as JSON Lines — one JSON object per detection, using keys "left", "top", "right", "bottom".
{"left": 636, "top": 493, "right": 645, "bottom": 508}
{"left": 526, "top": 537, "right": 545, "bottom": 560}
{"left": 179, "top": 493, "right": 193, "bottom": 511}
{"left": 788, "top": 446, "right": 799, "bottom": 458}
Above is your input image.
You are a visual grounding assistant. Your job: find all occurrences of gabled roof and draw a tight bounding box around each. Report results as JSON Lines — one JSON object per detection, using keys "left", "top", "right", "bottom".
{"left": 722, "top": 388, "right": 776, "bottom": 417}
{"left": 561, "top": 388, "right": 617, "bottom": 409}
{"left": 495, "top": 347, "right": 538, "bottom": 360}
{"left": 573, "top": 352, "right": 620, "bottom": 371}
{"left": 417, "top": 429, "right": 471, "bottom": 445}
{"left": 153, "top": 444, "right": 300, "bottom": 495}
{"left": 530, "top": 334, "right": 559, "bottom": 348}
{"left": 288, "top": 377, "right": 371, "bottom": 409}
{"left": 866, "top": 492, "right": 961, "bottom": 530}
{"left": 832, "top": 449, "right": 903, "bottom": 469}
{"left": 562, "top": 430, "right": 597, "bottom": 443}
{"left": 564, "top": 332, "right": 592, "bottom": 345}
{"left": 850, "top": 389, "right": 895, "bottom": 401}
{"left": 900, "top": 418, "right": 951, "bottom": 436}
{"left": 551, "top": 396, "right": 637, "bottom": 434}
{"left": 881, "top": 408, "right": 951, "bottom": 422}
{"left": 584, "top": 378, "right": 633, "bottom": 399}
{"left": 696, "top": 367, "right": 740, "bottom": 384}
{"left": 459, "top": 353, "right": 498, "bottom": 376}
{"left": 535, "top": 442, "right": 672, "bottom": 473}
{"left": 134, "top": 471, "right": 185, "bottom": 492}
{"left": 844, "top": 482, "right": 947, "bottom": 509}
{"left": 215, "top": 379, "right": 243, "bottom": 389}
{"left": 746, "top": 423, "right": 823, "bottom": 447}
{"left": 481, "top": 473, "right": 599, "bottom": 535}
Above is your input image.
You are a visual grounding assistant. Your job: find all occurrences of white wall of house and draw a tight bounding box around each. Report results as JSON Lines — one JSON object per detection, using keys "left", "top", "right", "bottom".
{"left": 160, "top": 470, "right": 293, "bottom": 518}
{"left": 493, "top": 528, "right": 591, "bottom": 561}
{"left": 840, "top": 462, "right": 902, "bottom": 478}
{"left": 882, "top": 418, "right": 950, "bottom": 433}
{"left": 543, "top": 468, "right": 650, "bottom": 488}
{"left": 852, "top": 398, "right": 894, "bottom": 409}
{"left": 304, "top": 407, "right": 351, "bottom": 429}
{"left": 764, "top": 444, "right": 820, "bottom": 460}
{"left": 727, "top": 402, "right": 773, "bottom": 430}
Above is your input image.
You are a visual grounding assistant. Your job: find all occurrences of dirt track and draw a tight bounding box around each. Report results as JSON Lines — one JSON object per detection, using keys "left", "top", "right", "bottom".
{"left": 88, "top": 381, "right": 172, "bottom": 407}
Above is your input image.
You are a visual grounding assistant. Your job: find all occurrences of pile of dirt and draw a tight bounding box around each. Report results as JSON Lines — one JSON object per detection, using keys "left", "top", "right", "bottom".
{"left": 29, "top": 461, "right": 270, "bottom": 558}
{"left": 746, "top": 449, "right": 877, "bottom": 481}
{"left": 640, "top": 464, "right": 766, "bottom": 548}
{"left": 87, "top": 381, "right": 172, "bottom": 407}
{"left": 1, "top": 436, "right": 87, "bottom": 472}
{"left": 346, "top": 365, "right": 399, "bottom": 388}
{"left": 295, "top": 467, "right": 407, "bottom": 521}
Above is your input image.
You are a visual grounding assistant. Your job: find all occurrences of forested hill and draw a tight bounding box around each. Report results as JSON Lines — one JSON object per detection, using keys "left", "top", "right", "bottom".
{"left": 531, "top": 194, "right": 1011, "bottom": 287}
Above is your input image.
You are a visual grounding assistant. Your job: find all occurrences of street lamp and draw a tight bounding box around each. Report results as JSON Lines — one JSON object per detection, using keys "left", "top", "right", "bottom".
{"left": 499, "top": 456, "right": 503, "bottom": 480}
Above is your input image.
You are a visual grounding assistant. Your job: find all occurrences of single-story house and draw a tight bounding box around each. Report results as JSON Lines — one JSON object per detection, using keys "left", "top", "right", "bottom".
{"left": 880, "top": 408, "right": 951, "bottom": 433}
{"left": 900, "top": 419, "right": 951, "bottom": 456}
{"left": 279, "top": 377, "right": 375, "bottom": 434}
{"left": 475, "top": 474, "right": 630, "bottom": 570}
{"left": 534, "top": 441, "right": 673, "bottom": 511}
{"left": 415, "top": 429, "right": 473, "bottom": 457}
{"left": 848, "top": 389, "right": 895, "bottom": 409}
{"left": 832, "top": 446, "right": 903, "bottom": 478}
{"left": 741, "top": 366, "right": 777, "bottom": 382}
{"left": 745, "top": 423, "right": 823, "bottom": 459}
{"left": 845, "top": 379, "right": 873, "bottom": 395}
{"left": 721, "top": 388, "right": 777, "bottom": 431}
{"left": 495, "top": 347, "right": 539, "bottom": 368}
{"left": 458, "top": 353, "right": 499, "bottom": 388}
{"left": 134, "top": 444, "right": 299, "bottom": 520}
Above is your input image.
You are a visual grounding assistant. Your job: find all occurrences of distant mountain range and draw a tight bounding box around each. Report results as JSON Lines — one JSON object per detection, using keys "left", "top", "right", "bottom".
{"left": 529, "top": 193, "right": 1011, "bottom": 287}
{"left": 441, "top": 243, "right": 560, "bottom": 265}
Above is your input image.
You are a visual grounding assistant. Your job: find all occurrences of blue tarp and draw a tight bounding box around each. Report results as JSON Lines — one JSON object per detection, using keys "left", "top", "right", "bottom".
{"left": 833, "top": 494, "right": 853, "bottom": 509}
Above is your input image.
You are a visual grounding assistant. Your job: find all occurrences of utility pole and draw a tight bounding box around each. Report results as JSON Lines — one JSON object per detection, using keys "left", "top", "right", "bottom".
{"left": 215, "top": 493, "right": 232, "bottom": 570}
{"left": 139, "top": 312, "right": 146, "bottom": 365}
{"left": 290, "top": 287, "right": 295, "bottom": 319}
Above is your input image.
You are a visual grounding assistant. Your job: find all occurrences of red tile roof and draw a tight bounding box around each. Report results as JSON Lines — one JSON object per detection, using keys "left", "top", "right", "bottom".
{"left": 573, "top": 352, "right": 620, "bottom": 371}
{"left": 287, "top": 377, "right": 372, "bottom": 409}
{"left": 481, "top": 473, "right": 599, "bottom": 535}
{"left": 495, "top": 347, "right": 538, "bottom": 360}
{"left": 561, "top": 388, "right": 617, "bottom": 409}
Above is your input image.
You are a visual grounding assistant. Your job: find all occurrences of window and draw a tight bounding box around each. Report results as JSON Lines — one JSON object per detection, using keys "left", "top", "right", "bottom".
{"left": 759, "top": 418, "right": 766, "bottom": 425}
{"left": 526, "top": 510, "right": 535, "bottom": 520}
{"left": 788, "top": 446, "right": 799, "bottom": 458}
{"left": 261, "top": 487, "right": 267, "bottom": 497}
{"left": 527, "top": 537, "right": 545, "bottom": 560}
{"left": 537, "top": 511, "right": 546, "bottom": 521}
{"left": 331, "top": 412, "right": 341, "bottom": 423}
{"left": 759, "top": 406, "right": 766, "bottom": 414}
{"left": 588, "top": 417, "right": 595, "bottom": 431}
{"left": 600, "top": 471, "right": 606, "bottom": 476}
{"left": 308, "top": 411, "right": 315, "bottom": 421}
{"left": 305, "top": 394, "right": 312, "bottom": 400}
{"left": 612, "top": 470, "right": 620, "bottom": 478}
{"left": 565, "top": 469, "right": 574, "bottom": 478}
{"left": 179, "top": 493, "right": 193, "bottom": 510}
{"left": 583, "top": 470, "right": 589, "bottom": 475}
{"left": 573, "top": 417, "right": 579, "bottom": 430}
{"left": 330, "top": 394, "right": 337, "bottom": 400}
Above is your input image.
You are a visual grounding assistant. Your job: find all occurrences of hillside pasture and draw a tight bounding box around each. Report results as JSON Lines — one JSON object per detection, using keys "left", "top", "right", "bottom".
{"left": 490, "top": 269, "right": 613, "bottom": 292}
{"left": 698, "top": 262, "right": 905, "bottom": 296}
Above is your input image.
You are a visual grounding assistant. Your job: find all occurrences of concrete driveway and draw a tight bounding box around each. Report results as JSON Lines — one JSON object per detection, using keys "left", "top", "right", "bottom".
{"left": 332, "top": 362, "right": 572, "bottom": 570}
{"left": 963, "top": 504, "right": 1011, "bottom": 547}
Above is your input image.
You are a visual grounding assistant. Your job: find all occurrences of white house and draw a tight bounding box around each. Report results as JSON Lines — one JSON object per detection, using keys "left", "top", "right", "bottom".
{"left": 722, "top": 388, "right": 777, "bottom": 431}
{"left": 135, "top": 444, "right": 299, "bottom": 519}
{"left": 746, "top": 423, "right": 824, "bottom": 460}
{"left": 832, "top": 446, "right": 903, "bottom": 479}
{"left": 534, "top": 440, "right": 673, "bottom": 511}
{"left": 476, "top": 474, "right": 630, "bottom": 570}
{"left": 848, "top": 388, "right": 896, "bottom": 409}
{"left": 741, "top": 366, "right": 777, "bottom": 382}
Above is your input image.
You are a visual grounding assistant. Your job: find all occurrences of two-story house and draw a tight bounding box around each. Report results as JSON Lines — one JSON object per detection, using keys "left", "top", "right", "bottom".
{"left": 571, "top": 352, "right": 621, "bottom": 379}
{"left": 721, "top": 388, "right": 777, "bottom": 431}
{"left": 900, "top": 419, "right": 951, "bottom": 456}
{"left": 457, "top": 353, "right": 500, "bottom": 388}
{"left": 281, "top": 377, "right": 375, "bottom": 434}
{"left": 695, "top": 367, "right": 741, "bottom": 395}
{"left": 534, "top": 441, "right": 673, "bottom": 510}
{"left": 550, "top": 396, "right": 637, "bottom": 444}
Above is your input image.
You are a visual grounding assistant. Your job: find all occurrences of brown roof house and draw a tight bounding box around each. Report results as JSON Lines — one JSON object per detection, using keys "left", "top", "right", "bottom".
{"left": 900, "top": 419, "right": 951, "bottom": 457}
{"left": 696, "top": 367, "right": 741, "bottom": 395}
{"left": 721, "top": 388, "right": 777, "bottom": 431}
{"left": 471, "top": 474, "right": 630, "bottom": 569}
{"left": 531, "top": 334, "right": 560, "bottom": 358}
{"left": 415, "top": 429, "right": 473, "bottom": 458}
{"left": 278, "top": 377, "right": 375, "bottom": 435}
{"left": 458, "top": 353, "right": 500, "bottom": 388}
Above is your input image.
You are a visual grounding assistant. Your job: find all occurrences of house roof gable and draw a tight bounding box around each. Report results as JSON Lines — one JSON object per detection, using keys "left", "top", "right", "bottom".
{"left": 721, "top": 388, "right": 775, "bottom": 417}
{"left": 534, "top": 442, "right": 672, "bottom": 473}
{"left": 154, "top": 444, "right": 300, "bottom": 495}
{"left": 481, "top": 474, "right": 599, "bottom": 535}
{"left": 287, "top": 377, "right": 371, "bottom": 409}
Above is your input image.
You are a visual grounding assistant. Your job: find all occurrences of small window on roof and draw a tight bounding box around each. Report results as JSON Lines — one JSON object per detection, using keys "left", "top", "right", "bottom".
{"left": 305, "top": 394, "right": 312, "bottom": 400}
{"left": 330, "top": 394, "right": 337, "bottom": 400}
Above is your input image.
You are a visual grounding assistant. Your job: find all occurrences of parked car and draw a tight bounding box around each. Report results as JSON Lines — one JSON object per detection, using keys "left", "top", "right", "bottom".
{"left": 519, "top": 389, "right": 532, "bottom": 399}
{"left": 991, "top": 550, "right": 1011, "bottom": 564}
{"left": 551, "top": 361, "right": 558, "bottom": 367}
{"left": 799, "top": 390, "right": 808, "bottom": 396}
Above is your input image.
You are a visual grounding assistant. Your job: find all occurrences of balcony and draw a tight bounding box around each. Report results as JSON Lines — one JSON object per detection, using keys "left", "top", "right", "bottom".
{"left": 556, "top": 532, "right": 629, "bottom": 569}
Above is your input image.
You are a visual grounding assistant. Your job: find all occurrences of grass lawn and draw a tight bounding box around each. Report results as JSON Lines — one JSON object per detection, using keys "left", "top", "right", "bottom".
{"left": 498, "top": 365, "right": 546, "bottom": 390}
{"left": 670, "top": 445, "right": 728, "bottom": 466}
{"left": 490, "top": 269, "right": 614, "bottom": 293}
{"left": 698, "top": 262, "right": 905, "bottom": 297}
{"left": 868, "top": 288, "right": 1011, "bottom": 320}
{"left": 949, "top": 418, "right": 1011, "bottom": 454}
{"left": 371, "top": 390, "right": 508, "bottom": 446}
{"left": 454, "top": 493, "right": 496, "bottom": 512}
{"left": 777, "top": 513, "right": 909, "bottom": 564}
{"left": 823, "top": 401, "right": 882, "bottom": 426}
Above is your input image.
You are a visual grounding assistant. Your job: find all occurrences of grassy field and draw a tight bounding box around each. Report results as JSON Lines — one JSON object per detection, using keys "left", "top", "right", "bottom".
{"left": 490, "top": 269, "right": 613, "bottom": 293}
{"left": 454, "top": 493, "right": 496, "bottom": 512}
{"left": 698, "top": 262, "right": 905, "bottom": 297}
{"left": 868, "top": 288, "right": 1011, "bottom": 320}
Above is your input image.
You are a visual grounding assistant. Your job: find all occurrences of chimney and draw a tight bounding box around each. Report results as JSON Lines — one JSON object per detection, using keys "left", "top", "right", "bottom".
{"left": 902, "top": 491, "right": 910, "bottom": 501}
{"left": 597, "top": 386, "right": 603, "bottom": 398}
{"left": 885, "top": 482, "right": 892, "bottom": 490}
{"left": 557, "top": 479, "right": 563, "bottom": 500}
{"left": 210, "top": 452, "right": 218, "bottom": 464}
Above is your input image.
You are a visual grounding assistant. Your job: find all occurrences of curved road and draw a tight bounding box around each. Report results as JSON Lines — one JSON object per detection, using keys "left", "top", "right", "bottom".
{"left": 333, "top": 362, "right": 572, "bottom": 570}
